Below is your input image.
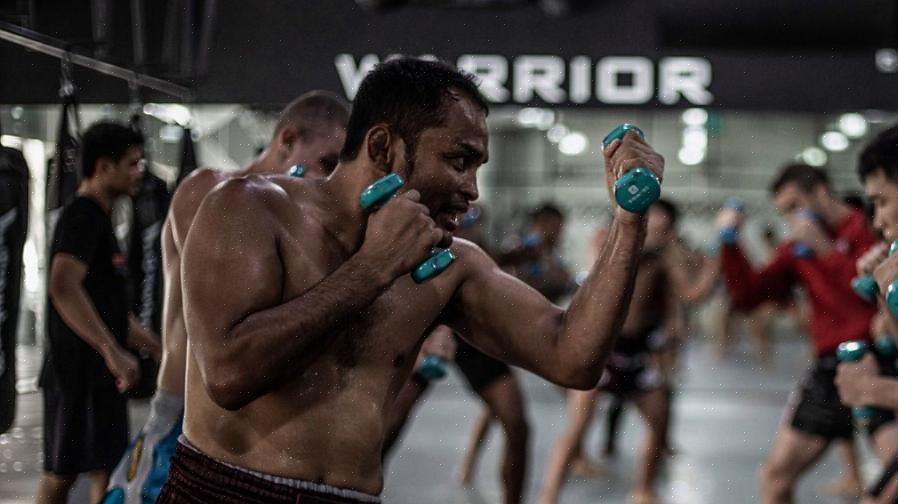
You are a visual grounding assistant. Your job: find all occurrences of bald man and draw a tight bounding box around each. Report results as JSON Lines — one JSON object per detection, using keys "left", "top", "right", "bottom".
{"left": 104, "top": 91, "right": 349, "bottom": 504}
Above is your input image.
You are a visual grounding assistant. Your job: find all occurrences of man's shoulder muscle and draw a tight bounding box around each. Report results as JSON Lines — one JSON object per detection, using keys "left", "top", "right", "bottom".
{"left": 169, "top": 168, "right": 230, "bottom": 249}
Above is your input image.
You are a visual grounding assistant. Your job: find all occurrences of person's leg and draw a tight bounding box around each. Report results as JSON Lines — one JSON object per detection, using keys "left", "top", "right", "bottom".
{"left": 747, "top": 303, "right": 774, "bottom": 369}
{"left": 539, "top": 388, "right": 600, "bottom": 504}
{"left": 35, "top": 472, "right": 77, "bottom": 504}
{"left": 820, "top": 439, "right": 863, "bottom": 497}
{"left": 872, "top": 421, "right": 898, "bottom": 463}
{"left": 630, "top": 388, "right": 670, "bottom": 504}
{"left": 457, "top": 409, "right": 495, "bottom": 485}
{"left": 713, "top": 298, "right": 734, "bottom": 359}
{"left": 759, "top": 426, "right": 831, "bottom": 504}
{"left": 602, "top": 395, "right": 625, "bottom": 457}
{"left": 475, "top": 374, "right": 529, "bottom": 504}
{"left": 89, "top": 469, "right": 111, "bottom": 503}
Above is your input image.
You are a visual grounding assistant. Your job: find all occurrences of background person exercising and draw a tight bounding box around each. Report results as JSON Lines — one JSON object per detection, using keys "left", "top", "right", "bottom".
{"left": 105, "top": 91, "right": 350, "bottom": 504}
{"left": 716, "top": 163, "right": 898, "bottom": 504}
{"left": 159, "top": 57, "right": 664, "bottom": 503}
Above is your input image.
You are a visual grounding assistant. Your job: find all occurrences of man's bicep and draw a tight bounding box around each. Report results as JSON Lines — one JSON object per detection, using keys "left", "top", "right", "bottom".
{"left": 181, "top": 207, "right": 283, "bottom": 347}
{"left": 454, "top": 249, "right": 562, "bottom": 366}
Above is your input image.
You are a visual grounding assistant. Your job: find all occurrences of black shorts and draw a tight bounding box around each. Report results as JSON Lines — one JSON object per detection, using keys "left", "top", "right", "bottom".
{"left": 43, "top": 383, "right": 128, "bottom": 474}
{"left": 158, "top": 441, "right": 381, "bottom": 504}
{"left": 598, "top": 327, "right": 664, "bottom": 399}
{"left": 454, "top": 336, "right": 511, "bottom": 393}
{"left": 788, "top": 356, "right": 894, "bottom": 440}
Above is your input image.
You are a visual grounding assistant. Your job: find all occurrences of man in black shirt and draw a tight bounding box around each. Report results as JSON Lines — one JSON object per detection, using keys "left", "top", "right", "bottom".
{"left": 37, "top": 121, "right": 155, "bottom": 504}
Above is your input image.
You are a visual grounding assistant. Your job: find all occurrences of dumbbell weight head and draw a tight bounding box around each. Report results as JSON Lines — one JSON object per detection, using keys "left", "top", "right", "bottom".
{"left": 603, "top": 124, "right": 661, "bottom": 214}
{"left": 416, "top": 355, "right": 448, "bottom": 382}
{"left": 836, "top": 341, "right": 877, "bottom": 423}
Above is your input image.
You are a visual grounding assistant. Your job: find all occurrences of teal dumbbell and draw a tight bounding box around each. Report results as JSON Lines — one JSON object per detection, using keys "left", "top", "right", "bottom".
{"left": 852, "top": 275, "right": 879, "bottom": 302}
{"left": 602, "top": 124, "right": 661, "bottom": 214}
{"left": 359, "top": 173, "right": 456, "bottom": 283}
{"left": 879, "top": 241, "right": 898, "bottom": 319}
{"left": 836, "top": 341, "right": 877, "bottom": 425}
{"left": 286, "top": 164, "right": 305, "bottom": 178}
{"left": 853, "top": 241, "right": 898, "bottom": 302}
{"left": 415, "top": 355, "right": 448, "bottom": 382}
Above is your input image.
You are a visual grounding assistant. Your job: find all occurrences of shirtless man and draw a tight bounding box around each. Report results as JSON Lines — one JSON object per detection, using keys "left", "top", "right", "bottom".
{"left": 540, "top": 199, "right": 717, "bottom": 504}
{"left": 159, "top": 57, "right": 664, "bottom": 503}
{"left": 104, "top": 91, "right": 349, "bottom": 504}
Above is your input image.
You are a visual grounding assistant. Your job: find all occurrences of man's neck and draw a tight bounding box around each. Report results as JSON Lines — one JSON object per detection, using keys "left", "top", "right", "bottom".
{"left": 317, "top": 162, "right": 384, "bottom": 255}
{"left": 242, "top": 150, "right": 286, "bottom": 177}
{"left": 77, "top": 181, "right": 114, "bottom": 214}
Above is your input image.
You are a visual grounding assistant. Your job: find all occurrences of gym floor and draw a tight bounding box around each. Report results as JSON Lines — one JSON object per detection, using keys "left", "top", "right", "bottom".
{"left": 0, "top": 338, "right": 876, "bottom": 504}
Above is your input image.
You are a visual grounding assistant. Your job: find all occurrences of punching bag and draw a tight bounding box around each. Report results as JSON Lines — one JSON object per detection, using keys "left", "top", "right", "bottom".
{"left": 125, "top": 115, "right": 169, "bottom": 399}
{"left": 128, "top": 115, "right": 170, "bottom": 336}
{"left": 46, "top": 95, "right": 81, "bottom": 234}
{"left": 0, "top": 146, "right": 29, "bottom": 433}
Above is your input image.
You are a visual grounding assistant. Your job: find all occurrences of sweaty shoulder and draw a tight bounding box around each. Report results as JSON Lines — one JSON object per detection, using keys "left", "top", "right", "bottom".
{"left": 196, "top": 175, "right": 292, "bottom": 227}
{"left": 169, "top": 168, "right": 230, "bottom": 249}
{"left": 451, "top": 238, "right": 497, "bottom": 275}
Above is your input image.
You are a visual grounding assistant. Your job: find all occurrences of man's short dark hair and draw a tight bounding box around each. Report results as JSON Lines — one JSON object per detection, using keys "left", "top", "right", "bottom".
{"left": 769, "top": 163, "right": 830, "bottom": 195}
{"left": 339, "top": 57, "right": 489, "bottom": 166}
{"left": 652, "top": 198, "right": 679, "bottom": 227}
{"left": 858, "top": 124, "right": 898, "bottom": 184}
{"left": 274, "top": 90, "right": 350, "bottom": 141}
{"left": 81, "top": 121, "right": 144, "bottom": 179}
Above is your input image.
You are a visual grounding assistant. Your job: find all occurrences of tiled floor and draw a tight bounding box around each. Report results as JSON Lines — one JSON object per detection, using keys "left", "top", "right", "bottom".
{"left": 0, "top": 338, "right": 882, "bottom": 503}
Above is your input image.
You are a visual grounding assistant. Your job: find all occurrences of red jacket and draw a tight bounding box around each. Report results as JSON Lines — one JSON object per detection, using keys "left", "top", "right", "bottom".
{"left": 721, "top": 210, "right": 877, "bottom": 355}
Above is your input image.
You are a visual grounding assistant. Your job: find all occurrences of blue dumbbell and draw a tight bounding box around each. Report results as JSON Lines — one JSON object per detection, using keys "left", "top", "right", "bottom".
{"left": 359, "top": 173, "right": 456, "bottom": 283}
{"left": 415, "top": 355, "right": 448, "bottom": 382}
{"left": 602, "top": 124, "right": 661, "bottom": 214}
{"left": 836, "top": 341, "right": 877, "bottom": 425}
{"left": 286, "top": 164, "right": 305, "bottom": 177}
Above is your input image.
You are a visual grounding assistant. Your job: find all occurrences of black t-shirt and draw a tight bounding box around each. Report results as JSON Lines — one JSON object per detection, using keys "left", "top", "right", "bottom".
{"left": 41, "top": 196, "right": 129, "bottom": 389}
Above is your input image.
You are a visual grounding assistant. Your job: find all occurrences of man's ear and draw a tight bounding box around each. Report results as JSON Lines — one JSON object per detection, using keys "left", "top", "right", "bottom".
{"left": 93, "top": 157, "right": 114, "bottom": 178}
{"left": 365, "top": 124, "right": 395, "bottom": 175}
{"left": 277, "top": 125, "right": 301, "bottom": 153}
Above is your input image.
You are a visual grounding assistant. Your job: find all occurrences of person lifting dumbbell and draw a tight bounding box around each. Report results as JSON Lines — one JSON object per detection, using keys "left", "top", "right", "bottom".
{"left": 159, "top": 57, "right": 664, "bottom": 504}
{"left": 715, "top": 163, "right": 895, "bottom": 504}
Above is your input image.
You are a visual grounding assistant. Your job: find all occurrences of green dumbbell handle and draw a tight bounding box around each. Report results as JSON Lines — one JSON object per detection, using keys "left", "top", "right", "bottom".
{"left": 836, "top": 341, "right": 877, "bottom": 422}
{"left": 602, "top": 124, "right": 661, "bottom": 214}
{"left": 359, "top": 174, "right": 456, "bottom": 283}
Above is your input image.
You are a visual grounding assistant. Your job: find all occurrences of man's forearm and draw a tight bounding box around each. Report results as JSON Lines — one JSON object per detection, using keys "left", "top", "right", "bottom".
{"left": 51, "top": 285, "right": 122, "bottom": 360}
{"left": 556, "top": 216, "right": 645, "bottom": 381}
{"left": 217, "top": 253, "right": 395, "bottom": 400}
